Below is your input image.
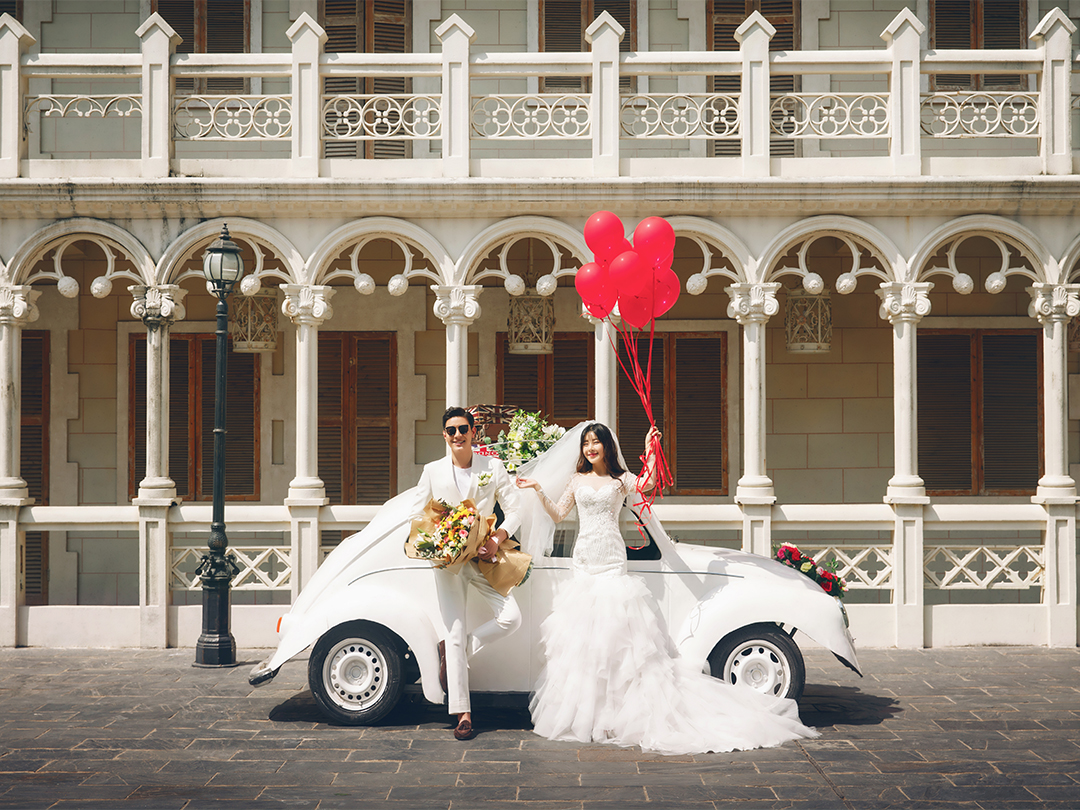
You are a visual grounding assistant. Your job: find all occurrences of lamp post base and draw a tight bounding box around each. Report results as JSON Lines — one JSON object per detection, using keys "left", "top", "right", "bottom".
{"left": 194, "top": 552, "right": 239, "bottom": 668}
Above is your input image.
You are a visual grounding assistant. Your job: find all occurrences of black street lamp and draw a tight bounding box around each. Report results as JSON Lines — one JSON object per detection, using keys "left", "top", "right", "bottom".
{"left": 194, "top": 224, "right": 244, "bottom": 668}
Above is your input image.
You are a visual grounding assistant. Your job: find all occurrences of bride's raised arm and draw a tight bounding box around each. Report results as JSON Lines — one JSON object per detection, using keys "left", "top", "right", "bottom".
{"left": 635, "top": 425, "right": 662, "bottom": 493}
{"left": 516, "top": 475, "right": 577, "bottom": 524}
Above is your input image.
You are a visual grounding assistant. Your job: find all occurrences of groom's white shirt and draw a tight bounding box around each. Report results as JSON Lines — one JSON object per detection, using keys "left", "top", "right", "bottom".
{"left": 409, "top": 452, "right": 522, "bottom": 538}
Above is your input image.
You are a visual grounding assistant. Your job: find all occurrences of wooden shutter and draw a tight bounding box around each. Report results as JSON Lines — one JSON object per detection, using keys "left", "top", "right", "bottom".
{"left": 156, "top": 0, "right": 198, "bottom": 93}
{"left": 0, "top": 1, "right": 22, "bottom": 21}
{"left": 932, "top": 0, "right": 1024, "bottom": 91}
{"left": 318, "top": 334, "right": 346, "bottom": 503}
{"left": 551, "top": 334, "right": 593, "bottom": 426}
{"left": 370, "top": 0, "right": 410, "bottom": 159}
{"left": 542, "top": 1, "right": 636, "bottom": 93}
{"left": 198, "top": 337, "right": 258, "bottom": 500}
{"left": 671, "top": 335, "right": 726, "bottom": 493}
{"left": 354, "top": 334, "right": 397, "bottom": 502}
{"left": 981, "top": 0, "right": 1024, "bottom": 90}
{"left": 618, "top": 334, "right": 664, "bottom": 469}
{"left": 130, "top": 337, "right": 150, "bottom": 499}
{"left": 981, "top": 332, "right": 1039, "bottom": 492}
{"left": 21, "top": 332, "right": 47, "bottom": 605}
{"left": 131, "top": 336, "right": 193, "bottom": 500}
{"left": 498, "top": 335, "right": 543, "bottom": 412}
{"left": 918, "top": 332, "right": 975, "bottom": 494}
{"left": 205, "top": 0, "right": 248, "bottom": 94}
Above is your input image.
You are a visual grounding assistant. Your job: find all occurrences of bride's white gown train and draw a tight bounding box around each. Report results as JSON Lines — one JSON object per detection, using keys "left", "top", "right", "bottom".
{"left": 528, "top": 473, "right": 819, "bottom": 755}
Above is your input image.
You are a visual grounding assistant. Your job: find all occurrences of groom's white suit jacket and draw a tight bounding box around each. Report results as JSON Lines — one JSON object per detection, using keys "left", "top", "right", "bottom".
{"left": 408, "top": 452, "right": 522, "bottom": 540}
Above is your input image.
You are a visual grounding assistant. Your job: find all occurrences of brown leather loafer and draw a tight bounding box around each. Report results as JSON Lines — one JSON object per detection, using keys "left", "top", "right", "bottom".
{"left": 437, "top": 640, "right": 447, "bottom": 693}
{"left": 453, "top": 717, "right": 475, "bottom": 741}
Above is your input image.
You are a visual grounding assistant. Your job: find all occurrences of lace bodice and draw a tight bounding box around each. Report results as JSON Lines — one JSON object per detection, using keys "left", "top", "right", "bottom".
{"left": 551, "top": 472, "right": 634, "bottom": 576}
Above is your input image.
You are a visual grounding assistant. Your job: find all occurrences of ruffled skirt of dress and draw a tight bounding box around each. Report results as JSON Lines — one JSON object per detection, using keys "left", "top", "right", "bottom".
{"left": 529, "top": 569, "right": 819, "bottom": 756}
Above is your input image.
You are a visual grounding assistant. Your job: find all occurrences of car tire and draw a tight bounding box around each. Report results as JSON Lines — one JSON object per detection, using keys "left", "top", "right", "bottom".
{"left": 308, "top": 621, "right": 405, "bottom": 725}
{"left": 707, "top": 623, "right": 806, "bottom": 702}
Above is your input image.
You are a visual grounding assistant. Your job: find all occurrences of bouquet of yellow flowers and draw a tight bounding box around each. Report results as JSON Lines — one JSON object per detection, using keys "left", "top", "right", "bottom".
{"left": 407, "top": 498, "right": 493, "bottom": 570}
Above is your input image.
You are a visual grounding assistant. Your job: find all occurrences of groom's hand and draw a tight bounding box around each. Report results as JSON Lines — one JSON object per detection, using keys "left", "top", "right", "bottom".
{"left": 479, "top": 529, "right": 507, "bottom": 562}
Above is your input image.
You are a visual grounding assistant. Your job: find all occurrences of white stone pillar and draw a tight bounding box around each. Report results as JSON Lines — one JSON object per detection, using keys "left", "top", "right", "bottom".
{"left": 734, "top": 12, "right": 775, "bottom": 178}
{"left": 881, "top": 9, "right": 923, "bottom": 177}
{"left": 0, "top": 284, "right": 39, "bottom": 647}
{"left": 136, "top": 13, "right": 180, "bottom": 179}
{"left": 0, "top": 14, "right": 33, "bottom": 179}
{"left": 435, "top": 15, "right": 475, "bottom": 179}
{"left": 433, "top": 285, "right": 482, "bottom": 409}
{"left": 130, "top": 285, "right": 187, "bottom": 501}
{"left": 585, "top": 11, "right": 625, "bottom": 178}
{"left": 1029, "top": 284, "right": 1080, "bottom": 497}
{"left": 1031, "top": 9, "right": 1076, "bottom": 176}
{"left": 727, "top": 283, "right": 779, "bottom": 557}
{"left": 286, "top": 12, "right": 327, "bottom": 178}
{"left": 586, "top": 309, "right": 619, "bottom": 428}
{"left": 282, "top": 284, "right": 334, "bottom": 588}
{"left": 878, "top": 282, "right": 932, "bottom": 499}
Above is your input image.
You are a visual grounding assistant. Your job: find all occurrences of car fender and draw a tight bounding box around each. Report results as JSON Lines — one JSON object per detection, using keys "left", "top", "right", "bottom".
{"left": 673, "top": 577, "right": 860, "bottom": 676}
{"left": 268, "top": 579, "right": 445, "bottom": 705}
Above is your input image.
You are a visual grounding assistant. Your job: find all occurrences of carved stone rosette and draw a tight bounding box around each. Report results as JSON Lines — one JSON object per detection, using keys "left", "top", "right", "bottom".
{"left": 129, "top": 284, "right": 187, "bottom": 329}
{"left": 281, "top": 284, "right": 336, "bottom": 327}
{"left": 0, "top": 285, "right": 41, "bottom": 326}
{"left": 433, "top": 285, "right": 482, "bottom": 326}
{"left": 726, "top": 282, "right": 781, "bottom": 325}
{"left": 876, "top": 282, "right": 933, "bottom": 324}
{"left": 1028, "top": 283, "right": 1080, "bottom": 326}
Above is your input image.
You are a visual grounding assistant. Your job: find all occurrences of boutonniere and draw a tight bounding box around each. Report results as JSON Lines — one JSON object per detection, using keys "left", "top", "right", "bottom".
{"left": 477, "top": 472, "right": 493, "bottom": 488}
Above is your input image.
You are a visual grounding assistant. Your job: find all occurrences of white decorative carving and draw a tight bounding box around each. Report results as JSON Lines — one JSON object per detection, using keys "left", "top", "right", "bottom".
{"left": 230, "top": 289, "right": 278, "bottom": 352}
{"left": 174, "top": 96, "right": 292, "bottom": 140}
{"left": 952, "top": 273, "right": 974, "bottom": 294}
{"left": 877, "top": 282, "right": 933, "bottom": 324}
{"left": 240, "top": 275, "right": 262, "bottom": 295}
{"left": 172, "top": 545, "right": 292, "bottom": 590}
{"left": 504, "top": 274, "right": 526, "bottom": 296}
{"left": 323, "top": 94, "right": 441, "bottom": 140}
{"left": 281, "top": 284, "right": 335, "bottom": 326}
{"left": 686, "top": 273, "right": 708, "bottom": 296}
{"left": 770, "top": 234, "right": 886, "bottom": 292}
{"left": 802, "top": 544, "right": 893, "bottom": 590}
{"left": 91, "top": 276, "right": 113, "bottom": 298}
{"left": 835, "top": 272, "right": 857, "bottom": 294}
{"left": 985, "top": 271, "right": 1008, "bottom": 294}
{"left": 507, "top": 293, "right": 555, "bottom": 354}
{"left": 785, "top": 289, "right": 832, "bottom": 353}
{"left": 56, "top": 276, "right": 80, "bottom": 298}
{"left": 536, "top": 274, "right": 557, "bottom": 296}
{"left": 771, "top": 93, "right": 889, "bottom": 138}
{"left": 354, "top": 273, "right": 375, "bottom": 295}
{"left": 0, "top": 286, "right": 41, "bottom": 325}
{"left": 925, "top": 234, "right": 1035, "bottom": 291}
{"left": 726, "top": 283, "right": 780, "bottom": 324}
{"left": 802, "top": 272, "right": 824, "bottom": 295}
{"left": 620, "top": 94, "right": 739, "bottom": 139}
{"left": 433, "top": 285, "right": 482, "bottom": 326}
{"left": 472, "top": 95, "right": 590, "bottom": 138}
{"left": 921, "top": 92, "right": 1039, "bottom": 138}
{"left": 27, "top": 94, "right": 142, "bottom": 119}
{"left": 924, "top": 544, "right": 1044, "bottom": 590}
{"left": 1028, "top": 283, "right": 1080, "bottom": 325}
{"left": 129, "top": 284, "right": 187, "bottom": 326}
{"left": 387, "top": 274, "right": 409, "bottom": 296}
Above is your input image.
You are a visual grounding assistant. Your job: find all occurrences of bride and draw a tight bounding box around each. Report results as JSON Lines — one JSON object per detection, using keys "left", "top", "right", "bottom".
{"left": 515, "top": 422, "right": 818, "bottom": 755}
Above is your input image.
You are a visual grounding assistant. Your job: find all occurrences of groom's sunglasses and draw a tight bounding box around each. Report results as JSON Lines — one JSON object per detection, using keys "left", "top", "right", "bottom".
{"left": 444, "top": 425, "right": 472, "bottom": 436}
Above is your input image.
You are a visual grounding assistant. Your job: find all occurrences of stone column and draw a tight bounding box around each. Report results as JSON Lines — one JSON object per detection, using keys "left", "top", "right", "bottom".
{"left": 433, "top": 285, "right": 482, "bottom": 410}
{"left": 585, "top": 11, "right": 625, "bottom": 178}
{"left": 136, "top": 13, "right": 181, "bottom": 179}
{"left": 585, "top": 309, "right": 619, "bottom": 428}
{"left": 282, "top": 284, "right": 335, "bottom": 590}
{"left": 0, "top": 284, "right": 39, "bottom": 647}
{"left": 286, "top": 12, "right": 327, "bottom": 178}
{"left": 1028, "top": 283, "right": 1079, "bottom": 646}
{"left": 726, "top": 282, "right": 779, "bottom": 557}
{"left": 129, "top": 284, "right": 187, "bottom": 648}
{"left": 434, "top": 15, "right": 475, "bottom": 178}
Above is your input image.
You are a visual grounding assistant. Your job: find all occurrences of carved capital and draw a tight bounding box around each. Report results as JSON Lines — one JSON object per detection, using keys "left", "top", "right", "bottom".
{"left": 725, "top": 282, "right": 780, "bottom": 325}
{"left": 876, "top": 281, "right": 933, "bottom": 324}
{"left": 0, "top": 285, "right": 41, "bottom": 326}
{"left": 281, "top": 284, "right": 335, "bottom": 326}
{"left": 1027, "top": 283, "right": 1080, "bottom": 326}
{"left": 433, "top": 285, "right": 482, "bottom": 326}
{"left": 129, "top": 284, "right": 187, "bottom": 328}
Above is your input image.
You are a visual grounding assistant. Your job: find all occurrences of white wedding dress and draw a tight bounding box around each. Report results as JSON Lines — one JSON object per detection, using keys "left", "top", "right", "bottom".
{"left": 528, "top": 471, "right": 819, "bottom": 755}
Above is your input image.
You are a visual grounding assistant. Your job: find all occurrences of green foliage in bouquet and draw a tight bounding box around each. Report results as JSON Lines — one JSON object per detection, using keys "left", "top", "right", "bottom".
{"left": 485, "top": 410, "right": 566, "bottom": 473}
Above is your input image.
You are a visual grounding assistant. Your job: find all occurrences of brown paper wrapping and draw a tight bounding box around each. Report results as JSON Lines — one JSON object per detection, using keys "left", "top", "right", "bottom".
{"left": 406, "top": 498, "right": 533, "bottom": 594}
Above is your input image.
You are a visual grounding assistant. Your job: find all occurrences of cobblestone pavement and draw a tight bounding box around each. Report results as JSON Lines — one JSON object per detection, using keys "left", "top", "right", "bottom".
{"left": 0, "top": 646, "right": 1078, "bottom": 809}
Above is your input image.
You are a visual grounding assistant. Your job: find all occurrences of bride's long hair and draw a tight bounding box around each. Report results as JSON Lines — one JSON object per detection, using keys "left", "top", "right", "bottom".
{"left": 576, "top": 422, "right": 626, "bottom": 477}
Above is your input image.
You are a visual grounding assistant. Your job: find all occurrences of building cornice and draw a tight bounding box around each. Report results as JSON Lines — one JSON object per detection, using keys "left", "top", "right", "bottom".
{"left": 3, "top": 176, "right": 1080, "bottom": 220}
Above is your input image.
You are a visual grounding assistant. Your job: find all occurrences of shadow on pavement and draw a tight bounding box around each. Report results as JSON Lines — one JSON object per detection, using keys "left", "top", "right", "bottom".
{"left": 798, "top": 683, "right": 902, "bottom": 727}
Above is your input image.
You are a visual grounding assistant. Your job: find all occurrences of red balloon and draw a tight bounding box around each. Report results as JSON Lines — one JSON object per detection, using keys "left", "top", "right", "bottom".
{"left": 633, "top": 217, "right": 676, "bottom": 267}
{"left": 584, "top": 284, "right": 618, "bottom": 319}
{"left": 652, "top": 266, "right": 680, "bottom": 318}
{"left": 618, "top": 289, "right": 653, "bottom": 329}
{"left": 584, "top": 211, "right": 626, "bottom": 261}
{"left": 608, "top": 250, "right": 650, "bottom": 298}
{"left": 575, "top": 261, "right": 618, "bottom": 319}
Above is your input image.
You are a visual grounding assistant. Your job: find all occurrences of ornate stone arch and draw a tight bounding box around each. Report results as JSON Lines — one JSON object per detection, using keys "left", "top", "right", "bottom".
{"left": 458, "top": 217, "right": 587, "bottom": 294}
{"left": 6, "top": 219, "right": 155, "bottom": 298}
{"left": 758, "top": 216, "right": 898, "bottom": 294}
{"left": 155, "top": 218, "right": 303, "bottom": 294}
{"left": 306, "top": 217, "right": 449, "bottom": 297}
{"left": 666, "top": 217, "right": 751, "bottom": 295}
{"left": 1057, "top": 233, "right": 1080, "bottom": 285}
{"left": 910, "top": 216, "right": 1051, "bottom": 293}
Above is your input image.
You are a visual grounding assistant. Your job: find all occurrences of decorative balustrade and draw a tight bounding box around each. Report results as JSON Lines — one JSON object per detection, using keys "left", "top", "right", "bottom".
{"left": 803, "top": 544, "right": 894, "bottom": 590}
{"left": 171, "top": 544, "right": 293, "bottom": 591}
{"left": 924, "top": 544, "right": 1044, "bottom": 589}
{"left": 2, "top": 8, "right": 1076, "bottom": 179}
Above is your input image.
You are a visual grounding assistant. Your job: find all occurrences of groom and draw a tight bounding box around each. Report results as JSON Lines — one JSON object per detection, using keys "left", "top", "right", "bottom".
{"left": 409, "top": 406, "right": 522, "bottom": 741}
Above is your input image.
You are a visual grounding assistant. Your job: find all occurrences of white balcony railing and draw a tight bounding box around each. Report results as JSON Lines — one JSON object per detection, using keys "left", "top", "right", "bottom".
{"left": 2, "top": 7, "right": 1078, "bottom": 180}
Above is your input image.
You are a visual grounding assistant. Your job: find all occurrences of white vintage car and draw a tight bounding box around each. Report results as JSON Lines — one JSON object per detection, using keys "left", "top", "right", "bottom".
{"left": 250, "top": 491, "right": 861, "bottom": 726}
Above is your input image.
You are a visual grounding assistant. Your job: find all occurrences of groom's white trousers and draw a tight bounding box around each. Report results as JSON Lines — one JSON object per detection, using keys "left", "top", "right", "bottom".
{"left": 435, "top": 560, "right": 521, "bottom": 714}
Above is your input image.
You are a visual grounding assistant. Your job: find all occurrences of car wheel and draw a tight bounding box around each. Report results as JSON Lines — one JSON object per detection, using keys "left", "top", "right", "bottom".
{"left": 308, "top": 622, "right": 404, "bottom": 725}
{"left": 707, "top": 623, "right": 806, "bottom": 702}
